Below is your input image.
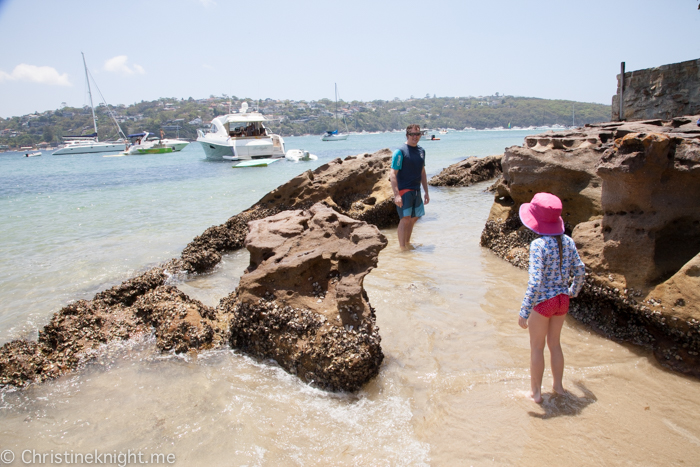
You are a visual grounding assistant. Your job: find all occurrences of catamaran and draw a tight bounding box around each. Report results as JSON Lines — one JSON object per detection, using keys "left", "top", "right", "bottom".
{"left": 53, "top": 53, "right": 126, "bottom": 155}
{"left": 322, "top": 83, "right": 349, "bottom": 141}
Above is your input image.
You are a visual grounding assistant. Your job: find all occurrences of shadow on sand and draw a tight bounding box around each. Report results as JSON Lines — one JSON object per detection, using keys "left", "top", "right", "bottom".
{"left": 527, "top": 381, "right": 597, "bottom": 419}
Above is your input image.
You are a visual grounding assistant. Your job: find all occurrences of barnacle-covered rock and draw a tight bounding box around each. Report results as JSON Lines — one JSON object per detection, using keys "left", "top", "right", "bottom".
{"left": 219, "top": 203, "right": 387, "bottom": 391}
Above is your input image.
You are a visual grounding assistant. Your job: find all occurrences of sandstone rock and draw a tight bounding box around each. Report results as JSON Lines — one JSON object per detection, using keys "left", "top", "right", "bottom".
{"left": 428, "top": 154, "right": 503, "bottom": 187}
{"left": 595, "top": 133, "right": 700, "bottom": 289}
{"left": 181, "top": 150, "right": 397, "bottom": 272}
{"left": 219, "top": 203, "right": 387, "bottom": 391}
{"left": 481, "top": 118, "right": 700, "bottom": 377}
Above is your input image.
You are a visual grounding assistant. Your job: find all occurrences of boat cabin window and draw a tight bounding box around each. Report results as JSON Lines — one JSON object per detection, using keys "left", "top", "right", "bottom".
{"left": 228, "top": 122, "right": 265, "bottom": 137}
{"left": 210, "top": 123, "right": 218, "bottom": 134}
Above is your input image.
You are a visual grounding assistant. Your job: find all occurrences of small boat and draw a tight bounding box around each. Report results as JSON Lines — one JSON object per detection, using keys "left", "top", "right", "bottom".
{"left": 322, "top": 130, "right": 348, "bottom": 141}
{"left": 122, "top": 132, "right": 178, "bottom": 155}
{"left": 321, "top": 83, "right": 349, "bottom": 141}
{"left": 22, "top": 147, "right": 41, "bottom": 157}
{"left": 285, "top": 149, "right": 318, "bottom": 162}
{"left": 232, "top": 158, "right": 280, "bottom": 168}
{"left": 197, "top": 102, "right": 285, "bottom": 161}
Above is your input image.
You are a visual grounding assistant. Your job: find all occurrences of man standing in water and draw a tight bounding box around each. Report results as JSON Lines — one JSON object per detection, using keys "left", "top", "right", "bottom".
{"left": 390, "top": 124, "right": 430, "bottom": 250}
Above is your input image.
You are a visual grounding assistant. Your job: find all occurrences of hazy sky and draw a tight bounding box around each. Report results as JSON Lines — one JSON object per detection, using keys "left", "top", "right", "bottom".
{"left": 1, "top": 0, "right": 698, "bottom": 118}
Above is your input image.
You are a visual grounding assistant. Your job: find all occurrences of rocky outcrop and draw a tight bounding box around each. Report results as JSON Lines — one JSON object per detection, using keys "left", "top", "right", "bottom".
{"left": 181, "top": 150, "right": 397, "bottom": 272}
{"left": 0, "top": 262, "right": 219, "bottom": 387}
{"left": 481, "top": 117, "right": 700, "bottom": 377}
{"left": 428, "top": 154, "right": 503, "bottom": 187}
{"left": 219, "top": 203, "right": 387, "bottom": 391}
{"left": 1, "top": 151, "right": 397, "bottom": 390}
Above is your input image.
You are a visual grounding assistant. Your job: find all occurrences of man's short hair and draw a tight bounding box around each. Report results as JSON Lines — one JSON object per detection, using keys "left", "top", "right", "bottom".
{"left": 406, "top": 124, "right": 421, "bottom": 135}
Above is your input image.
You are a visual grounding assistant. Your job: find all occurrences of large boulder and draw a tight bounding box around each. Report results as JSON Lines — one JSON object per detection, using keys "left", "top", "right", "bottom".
{"left": 481, "top": 117, "right": 700, "bottom": 377}
{"left": 219, "top": 203, "right": 387, "bottom": 392}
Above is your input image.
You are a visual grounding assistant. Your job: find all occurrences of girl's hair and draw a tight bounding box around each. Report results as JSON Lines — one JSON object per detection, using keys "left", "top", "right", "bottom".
{"left": 555, "top": 235, "right": 563, "bottom": 277}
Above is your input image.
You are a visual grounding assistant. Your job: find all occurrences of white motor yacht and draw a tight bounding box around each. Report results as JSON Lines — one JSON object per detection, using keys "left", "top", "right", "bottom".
{"left": 196, "top": 103, "right": 285, "bottom": 161}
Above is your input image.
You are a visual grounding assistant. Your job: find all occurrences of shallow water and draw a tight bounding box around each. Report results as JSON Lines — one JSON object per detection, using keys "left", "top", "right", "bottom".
{"left": 1, "top": 132, "right": 699, "bottom": 465}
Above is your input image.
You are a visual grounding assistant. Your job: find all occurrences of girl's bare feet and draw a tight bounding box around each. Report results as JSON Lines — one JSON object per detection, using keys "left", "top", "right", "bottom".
{"left": 531, "top": 391, "right": 543, "bottom": 404}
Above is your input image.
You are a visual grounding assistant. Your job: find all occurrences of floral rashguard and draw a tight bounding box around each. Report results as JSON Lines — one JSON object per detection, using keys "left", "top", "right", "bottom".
{"left": 519, "top": 235, "right": 586, "bottom": 319}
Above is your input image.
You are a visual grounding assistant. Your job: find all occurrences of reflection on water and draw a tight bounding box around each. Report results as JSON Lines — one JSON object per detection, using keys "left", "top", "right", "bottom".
{"left": 2, "top": 183, "right": 700, "bottom": 465}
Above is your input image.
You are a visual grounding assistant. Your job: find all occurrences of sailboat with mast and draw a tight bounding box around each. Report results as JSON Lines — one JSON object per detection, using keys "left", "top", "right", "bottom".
{"left": 53, "top": 53, "right": 127, "bottom": 155}
{"left": 321, "top": 83, "right": 349, "bottom": 141}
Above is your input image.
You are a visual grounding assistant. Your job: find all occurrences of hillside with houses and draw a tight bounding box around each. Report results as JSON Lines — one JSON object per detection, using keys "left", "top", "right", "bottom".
{"left": 0, "top": 94, "right": 610, "bottom": 150}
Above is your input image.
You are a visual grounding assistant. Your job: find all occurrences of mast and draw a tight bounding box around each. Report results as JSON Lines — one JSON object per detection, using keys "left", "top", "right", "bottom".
{"left": 334, "top": 83, "right": 338, "bottom": 131}
{"left": 82, "top": 52, "right": 98, "bottom": 139}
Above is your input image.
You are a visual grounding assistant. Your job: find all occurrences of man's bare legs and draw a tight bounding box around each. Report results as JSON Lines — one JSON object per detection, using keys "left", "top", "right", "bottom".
{"left": 397, "top": 216, "right": 419, "bottom": 249}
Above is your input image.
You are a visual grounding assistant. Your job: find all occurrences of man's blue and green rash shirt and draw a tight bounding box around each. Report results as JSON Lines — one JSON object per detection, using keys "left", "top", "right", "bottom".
{"left": 391, "top": 144, "right": 426, "bottom": 191}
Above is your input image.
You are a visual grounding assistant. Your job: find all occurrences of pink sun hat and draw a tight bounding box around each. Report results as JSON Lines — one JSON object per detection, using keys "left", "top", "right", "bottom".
{"left": 519, "top": 192, "right": 565, "bottom": 235}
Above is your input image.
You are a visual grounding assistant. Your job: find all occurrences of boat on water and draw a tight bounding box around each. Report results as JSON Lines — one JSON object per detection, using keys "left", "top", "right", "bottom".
{"left": 285, "top": 149, "right": 317, "bottom": 162}
{"left": 122, "top": 132, "right": 188, "bottom": 155}
{"left": 232, "top": 158, "right": 280, "bottom": 168}
{"left": 321, "top": 83, "right": 349, "bottom": 141}
{"left": 196, "top": 102, "right": 285, "bottom": 161}
{"left": 21, "top": 147, "right": 41, "bottom": 157}
{"left": 54, "top": 136, "right": 126, "bottom": 155}
{"left": 53, "top": 53, "right": 126, "bottom": 155}
{"left": 160, "top": 137, "right": 189, "bottom": 152}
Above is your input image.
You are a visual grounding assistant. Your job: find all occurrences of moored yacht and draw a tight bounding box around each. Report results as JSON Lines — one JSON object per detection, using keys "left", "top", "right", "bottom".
{"left": 54, "top": 135, "right": 126, "bottom": 155}
{"left": 52, "top": 53, "right": 126, "bottom": 155}
{"left": 196, "top": 103, "right": 285, "bottom": 161}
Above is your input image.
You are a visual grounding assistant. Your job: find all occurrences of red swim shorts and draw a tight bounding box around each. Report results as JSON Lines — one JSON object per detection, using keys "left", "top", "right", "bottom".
{"left": 534, "top": 294, "right": 570, "bottom": 318}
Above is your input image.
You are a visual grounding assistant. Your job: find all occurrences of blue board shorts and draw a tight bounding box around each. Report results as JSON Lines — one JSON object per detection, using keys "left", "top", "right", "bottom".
{"left": 397, "top": 189, "right": 425, "bottom": 218}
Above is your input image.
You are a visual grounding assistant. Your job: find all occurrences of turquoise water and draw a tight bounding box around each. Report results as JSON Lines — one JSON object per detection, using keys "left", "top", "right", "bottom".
{"left": 0, "top": 130, "right": 535, "bottom": 344}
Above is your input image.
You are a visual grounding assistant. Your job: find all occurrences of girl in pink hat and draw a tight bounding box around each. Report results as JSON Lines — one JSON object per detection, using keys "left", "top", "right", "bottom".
{"left": 518, "top": 192, "right": 586, "bottom": 403}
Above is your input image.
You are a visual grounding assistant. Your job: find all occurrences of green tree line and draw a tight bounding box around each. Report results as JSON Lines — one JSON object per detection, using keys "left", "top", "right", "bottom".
{"left": 0, "top": 94, "right": 611, "bottom": 148}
